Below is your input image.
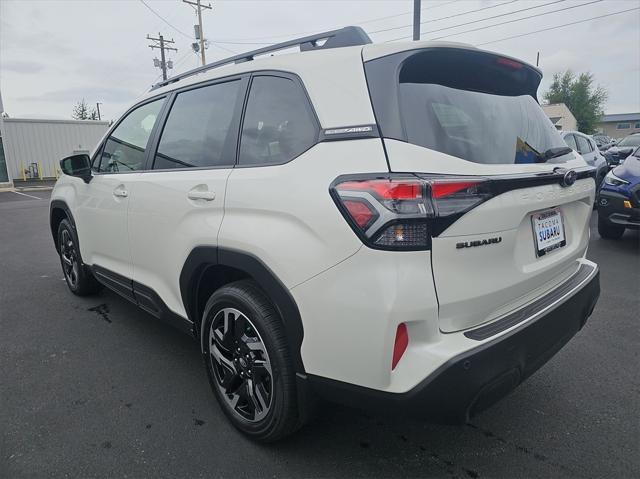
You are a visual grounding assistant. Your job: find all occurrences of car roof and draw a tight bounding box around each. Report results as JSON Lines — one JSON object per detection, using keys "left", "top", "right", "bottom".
{"left": 140, "top": 45, "right": 376, "bottom": 128}
{"left": 138, "top": 40, "right": 539, "bottom": 128}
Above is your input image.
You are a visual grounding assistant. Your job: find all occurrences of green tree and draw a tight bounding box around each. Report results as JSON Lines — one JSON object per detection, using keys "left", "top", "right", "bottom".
{"left": 72, "top": 98, "right": 98, "bottom": 120}
{"left": 543, "top": 71, "right": 607, "bottom": 134}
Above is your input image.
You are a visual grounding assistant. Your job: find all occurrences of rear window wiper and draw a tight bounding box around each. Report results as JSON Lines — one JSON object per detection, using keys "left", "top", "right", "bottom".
{"left": 536, "top": 146, "right": 573, "bottom": 162}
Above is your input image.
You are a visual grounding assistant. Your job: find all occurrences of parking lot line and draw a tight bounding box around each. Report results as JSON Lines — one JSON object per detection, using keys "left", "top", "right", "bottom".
{"left": 12, "top": 190, "right": 42, "bottom": 200}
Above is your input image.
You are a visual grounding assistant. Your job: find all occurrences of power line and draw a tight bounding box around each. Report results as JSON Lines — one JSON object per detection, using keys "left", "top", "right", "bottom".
{"left": 209, "top": 42, "right": 237, "bottom": 55}
{"left": 139, "top": 0, "right": 234, "bottom": 57}
{"left": 477, "top": 7, "right": 639, "bottom": 46}
{"left": 370, "top": 0, "right": 519, "bottom": 35}
{"left": 139, "top": 0, "right": 192, "bottom": 39}
{"left": 430, "top": 0, "right": 602, "bottom": 41}
{"left": 204, "top": 0, "right": 459, "bottom": 44}
{"left": 383, "top": 0, "right": 565, "bottom": 40}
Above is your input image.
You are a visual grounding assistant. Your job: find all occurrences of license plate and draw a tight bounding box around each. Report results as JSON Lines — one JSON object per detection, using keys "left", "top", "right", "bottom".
{"left": 532, "top": 208, "right": 566, "bottom": 257}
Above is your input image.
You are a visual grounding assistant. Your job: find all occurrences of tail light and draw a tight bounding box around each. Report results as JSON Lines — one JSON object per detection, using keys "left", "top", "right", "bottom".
{"left": 330, "top": 174, "right": 492, "bottom": 250}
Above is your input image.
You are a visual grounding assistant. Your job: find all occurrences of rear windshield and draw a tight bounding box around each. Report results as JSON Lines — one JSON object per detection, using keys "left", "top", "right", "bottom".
{"left": 365, "top": 48, "right": 567, "bottom": 165}
{"left": 617, "top": 135, "right": 640, "bottom": 147}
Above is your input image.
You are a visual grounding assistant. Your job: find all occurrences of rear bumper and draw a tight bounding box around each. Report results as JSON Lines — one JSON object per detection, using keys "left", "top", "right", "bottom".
{"left": 307, "top": 262, "right": 600, "bottom": 424}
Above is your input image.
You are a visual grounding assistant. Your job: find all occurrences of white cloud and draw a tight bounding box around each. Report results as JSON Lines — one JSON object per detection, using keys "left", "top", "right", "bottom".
{"left": 1, "top": 0, "right": 638, "bottom": 120}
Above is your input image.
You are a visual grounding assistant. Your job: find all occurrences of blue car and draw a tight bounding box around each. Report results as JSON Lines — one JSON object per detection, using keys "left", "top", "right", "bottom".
{"left": 597, "top": 147, "right": 640, "bottom": 239}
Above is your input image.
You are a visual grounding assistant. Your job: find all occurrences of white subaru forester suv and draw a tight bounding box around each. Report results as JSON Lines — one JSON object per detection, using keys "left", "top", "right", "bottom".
{"left": 50, "top": 27, "right": 600, "bottom": 441}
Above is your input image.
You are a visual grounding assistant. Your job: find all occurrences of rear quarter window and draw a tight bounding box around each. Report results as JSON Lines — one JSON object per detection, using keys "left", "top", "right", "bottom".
{"left": 239, "top": 75, "right": 318, "bottom": 166}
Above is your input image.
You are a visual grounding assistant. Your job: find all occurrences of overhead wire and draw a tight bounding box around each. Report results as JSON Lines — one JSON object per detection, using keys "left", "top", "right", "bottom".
{"left": 369, "top": 0, "right": 520, "bottom": 35}
{"left": 203, "top": 0, "right": 459, "bottom": 44}
{"left": 477, "top": 7, "right": 640, "bottom": 46}
{"left": 430, "top": 0, "right": 602, "bottom": 41}
{"left": 139, "top": 0, "right": 192, "bottom": 39}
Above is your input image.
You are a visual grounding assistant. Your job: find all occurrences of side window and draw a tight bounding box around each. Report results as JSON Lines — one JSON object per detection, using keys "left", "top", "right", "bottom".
{"left": 575, "top": 135, "right": 591, "bottom": 154}
{"left": 564, "top": 134, "right": 577, "bottom": 151}
{"left": 239, "top": 76, "right": 317, "bottom": 166}
{"left": 154, "top": 80, "right": 242, "bottom": 169}
{"left": 98, "top": 99, "right": 164, "bottom": 172}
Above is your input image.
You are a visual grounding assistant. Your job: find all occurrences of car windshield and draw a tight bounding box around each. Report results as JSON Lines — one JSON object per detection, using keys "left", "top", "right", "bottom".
{"left": 617, "top": 135, "right": 640, "bottom": 147}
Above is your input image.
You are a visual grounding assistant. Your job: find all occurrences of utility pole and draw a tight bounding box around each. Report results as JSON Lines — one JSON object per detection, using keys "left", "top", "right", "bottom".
{"left": 536, "top": 51, "right": 540, "bottom": 67}
{"left": 96, "top": 102, "right": 102, "bottom": 121}
{"left": 413, "top": 0, "right": 421, "bottom": 41}
{"left": 183, "top": 0, "right": 212, "bottom": 66}
{"left": 147, "top": 33, "right": 178, "bottom": 81}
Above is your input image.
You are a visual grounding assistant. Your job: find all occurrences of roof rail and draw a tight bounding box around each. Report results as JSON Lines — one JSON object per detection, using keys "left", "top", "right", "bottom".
{"left": 151, "top": 26, "right": 371, "bottom": 90}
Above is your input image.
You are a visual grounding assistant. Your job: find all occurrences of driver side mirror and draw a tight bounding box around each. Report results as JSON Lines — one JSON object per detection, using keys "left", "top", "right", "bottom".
{"left": 60, "top": 154, "right": 92, "bottom": 183}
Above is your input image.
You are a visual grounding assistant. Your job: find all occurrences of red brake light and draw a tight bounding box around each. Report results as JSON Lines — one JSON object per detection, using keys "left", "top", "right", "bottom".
{"left": 338, "top": 180, "right": 423, "bottom": 200}
{"left": 343, "top": 200, "right": 376, "bottom": 229}
{"left": 330, "top": 174, "right": 492, "bottom": 250}
{"left": 431, "top": 181, "right": 482, "bottom": 199}
{"left": 496, "top": 57, "right": 523, "bottom": 69}
{"left": 392, "top": 323, "right": 409, "bottom": 370}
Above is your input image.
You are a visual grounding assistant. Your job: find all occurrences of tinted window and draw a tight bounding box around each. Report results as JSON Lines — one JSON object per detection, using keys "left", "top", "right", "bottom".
{"left": 239, "top": 76, "right": 317, "bottom": 166}
{"left": 365, "top": 49, "right": 567, "bottom": 165}
{"left": 154, "top": 80, "right": 241, "bottom": 169}
{"left": 617, "top": 123, "right": 630, "bottom": 129}
{"left": 618, "top": 135, "right": 640, "bottom": 147}
{"left": 564, "top": 134, "right": 577, "bottom": 151}
{"left": 575, "top": 135, "right": 592, "bottom": 154}
{"left": 99, "top": 99, "right": 163, "bottom": 172}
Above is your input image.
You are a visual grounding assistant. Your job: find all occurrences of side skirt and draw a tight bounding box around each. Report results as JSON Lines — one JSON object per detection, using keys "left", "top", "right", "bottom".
{"left": 91, "top": 265, "right": 194, "bottom": 337}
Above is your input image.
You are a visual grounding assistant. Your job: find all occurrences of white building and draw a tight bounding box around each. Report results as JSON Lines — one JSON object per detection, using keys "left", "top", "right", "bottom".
{"left": 541, "top": 103, "right": 578, "bottom": 132}
{"left": 0, "top": 117, "right": 109, "bottom": 186}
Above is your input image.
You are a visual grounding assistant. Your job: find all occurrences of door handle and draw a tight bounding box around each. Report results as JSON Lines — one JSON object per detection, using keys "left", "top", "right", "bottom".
{"left": 187, "top": 189, "right": 216, "bottom": 201}
{"left": 113, "top": 187, "right": 128, "bottom": 198}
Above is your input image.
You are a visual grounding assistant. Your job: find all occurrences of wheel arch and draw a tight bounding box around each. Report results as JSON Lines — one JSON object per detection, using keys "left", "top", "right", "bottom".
{"left": 50, "top": 200, "right": 75, "bottom": 253}
{"left": 180, "top": 247, "right": 305, "bottom": 374}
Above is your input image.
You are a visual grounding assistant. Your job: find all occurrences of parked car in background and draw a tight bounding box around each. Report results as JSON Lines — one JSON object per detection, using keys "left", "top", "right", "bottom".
{"left": 597, "top": 147, "right": 640, "bottom": 239}
{"left": 604, "top": 133, "right": 640, "bottom": 167}
{"left": 592, "top": 133, "right": 614, "bottom": 151}
{"left": 561, "top": 131, "right": 608, "bottom": 191}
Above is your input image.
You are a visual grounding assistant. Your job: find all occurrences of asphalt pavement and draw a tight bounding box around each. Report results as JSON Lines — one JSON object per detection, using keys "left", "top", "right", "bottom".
{"left": 1, "top": 190, "right": 639, "bottom": 478}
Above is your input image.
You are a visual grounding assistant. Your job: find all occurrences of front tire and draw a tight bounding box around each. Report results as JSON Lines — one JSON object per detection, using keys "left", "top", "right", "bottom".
{"left": 57, "top": 219, "right": 101, "bottom": 296}
{"left": 597, "top": 215, "right": 625, "bottom": 239}
{"left": 202, "top": 280, "right": 301, "bottom": 442}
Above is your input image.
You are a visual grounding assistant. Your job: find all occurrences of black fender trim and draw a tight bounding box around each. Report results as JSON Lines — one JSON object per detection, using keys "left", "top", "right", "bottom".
{"left": 49, "top": 200, "right": 75, "bottom": 252}
{"left": 179, "top": 246, "right": 306, "bottom": 374}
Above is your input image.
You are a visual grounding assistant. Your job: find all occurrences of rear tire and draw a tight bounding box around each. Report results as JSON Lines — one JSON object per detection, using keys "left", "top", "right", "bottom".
{"left": 202, "top": 280, "right": 301, "bottom": 442}
{"left": 597, "top": 215, "right": 625, "bottom": 239}
{"left": 57, "top": 219, "right": 101, "bottom": 296}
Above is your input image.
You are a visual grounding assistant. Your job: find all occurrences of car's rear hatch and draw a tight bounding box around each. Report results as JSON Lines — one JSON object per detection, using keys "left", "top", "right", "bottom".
{"left": 363, "top": 44, "right": 595, "bottom": 332}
